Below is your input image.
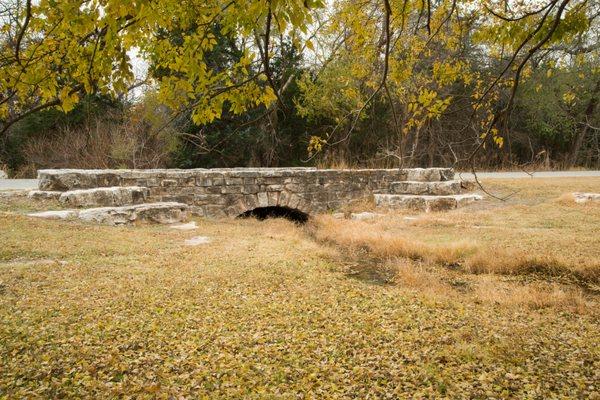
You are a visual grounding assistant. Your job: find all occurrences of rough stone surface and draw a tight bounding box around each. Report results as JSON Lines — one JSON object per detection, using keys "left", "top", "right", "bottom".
{"left": 390, "top": 180, "right": 463, "bottom": 195}
{"left": 59, "top": 186, "right": 149, "bottom": 207}
{"left": 374, "top": 194, "right": 483, "bottom": 212}
{"left": 27, "top": 210, "right": 78, "bottom": 220}
{"left": 169, "top": 222, "right": 198, "bottom": 230}
{"left": 573, "top": 192, "right": 600, "bottom": 203}
{"left": 28, "top": 202, "right": 188, "bottom": 225}
{"left": 28, "top": 190, "right": 62, "bottom": 200}
{"left": 78, "top": 202, "right": 188, "bottom": 225}
{"left": 37, "top": 168, "right": 455, "bottom": 218}
{"left": 350, "top": 212, "right": 383, "bottom": 221}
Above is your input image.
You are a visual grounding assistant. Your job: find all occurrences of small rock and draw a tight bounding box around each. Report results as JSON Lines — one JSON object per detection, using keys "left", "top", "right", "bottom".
{"left": 170, "top": 222, "right": 197, "bottom": 230}
{"left": 350, "top": 212, "right": 382, "bottom": 221}
{"left": 184, "top": 236, "right": 211, "bottom": 246}
{"left": 573, "top": 192, "right": 600, "bottom": 203}
{"left": 331, "top": 213, "right": 345, "bottom": 219}
{"left": 0, "top": 170, "right": 7, "bottom": 179}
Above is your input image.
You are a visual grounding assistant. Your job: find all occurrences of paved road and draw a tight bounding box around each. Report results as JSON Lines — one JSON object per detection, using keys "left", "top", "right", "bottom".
{"left": 0, "top": 179, "right": 38, "bottom": 190}
{"left": 457, "top": 170, "right": 600, "bottom": 179}
{"left": 1, "top": 171, "right": 599, "bottom": 191}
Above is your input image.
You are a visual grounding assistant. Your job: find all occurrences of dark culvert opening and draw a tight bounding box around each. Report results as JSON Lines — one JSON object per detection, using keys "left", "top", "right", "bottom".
{"left": 238, "top": 206, "right": 309, "bottom": 224}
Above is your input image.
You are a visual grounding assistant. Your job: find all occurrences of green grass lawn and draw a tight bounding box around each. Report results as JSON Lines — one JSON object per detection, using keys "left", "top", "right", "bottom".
{"left": 1, "top": 178, "right": 599, "bottom": 398}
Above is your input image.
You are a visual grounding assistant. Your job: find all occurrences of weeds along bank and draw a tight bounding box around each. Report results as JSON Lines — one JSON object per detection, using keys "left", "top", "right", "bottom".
{"left": 311, "top": 177, "right": 600, "bottom": 286}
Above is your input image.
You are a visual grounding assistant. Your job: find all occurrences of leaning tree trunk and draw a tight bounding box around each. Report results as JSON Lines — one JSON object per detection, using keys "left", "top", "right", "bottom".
{"left": 567, "top": 79, "right": 600, "bottom": 169}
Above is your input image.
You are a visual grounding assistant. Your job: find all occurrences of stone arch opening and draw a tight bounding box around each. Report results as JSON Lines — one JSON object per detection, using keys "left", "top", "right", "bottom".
{"left": 238, "top": 206, "right": 309, "bottom": 224}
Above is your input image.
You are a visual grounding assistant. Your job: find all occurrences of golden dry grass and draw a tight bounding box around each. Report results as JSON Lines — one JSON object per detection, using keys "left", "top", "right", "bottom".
{"left": 0, "top": 177, "right": 599, "bottom": 398}
{"left": 314, "top": 178, "right": 600, "bottom": 285}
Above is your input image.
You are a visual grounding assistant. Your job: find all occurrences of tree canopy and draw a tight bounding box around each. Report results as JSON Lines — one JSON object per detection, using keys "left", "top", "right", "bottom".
{"left": 1, "top": 0, "right": 599, "bottom": 171}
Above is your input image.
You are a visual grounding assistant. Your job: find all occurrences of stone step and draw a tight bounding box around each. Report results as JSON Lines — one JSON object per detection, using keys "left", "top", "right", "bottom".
{"left": 57, "top": 186, "right": 149, "bottom": 207}
{"left": 27, "top": 202, "right": 189, "bottom": 225}
{"left": 374, "top": 193, "right": 482, "bottom": 212}
{"left": 389, "top": 180, "right": 465, "bottom": 195}
{"left": 404, "top": 168, "right": 454, "bottom": 182}
{"left": 28, "top": 190, "right": 62, "bottom": 200}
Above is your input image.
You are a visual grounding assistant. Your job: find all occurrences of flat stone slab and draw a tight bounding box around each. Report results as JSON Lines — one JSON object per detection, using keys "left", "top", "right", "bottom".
{"left": 59, "top": 186, "right": 149, "bottom": 207}
{"left": 573, "top": 192, "right": 600, "bottom": 203}
{"left": 184, "top": 236, "right": 211, "bottom": 246}
{"left": 374, "top": 193, "right": 483, "bottom": 212}
{"left": 28, "top": 190, "right": 62, "bottom": 200}
{"left": 390, "top": 180, "right": 463, "bottom": 195}
{"left": 37, "top": 167, "right": 455, "bottom": 191}
{"left": 27, "top": 210, "right": 78, "bottom": 220}
{"left": 28, "top": 202, "right": 189, "bottom": 225}
{"left": 350, "top": 212, "right": 384, "bottom": 220}
{"left": 406, "top": 168, "right": 454, "bottom": 182}
{"left": 169, "top": 222, "right": 198, "bottom": 230}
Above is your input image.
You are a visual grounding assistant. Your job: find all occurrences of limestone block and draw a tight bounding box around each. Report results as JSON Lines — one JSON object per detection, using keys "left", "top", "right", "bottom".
{"left": 160, "top": 179, "right": 178, "bottom": 187}
{"left": 267, "top": 191, "right": 279, "bottom": 206}
{"left": 77, "top": 202, "right": 188, "bottom": 225}
{"left": 374, "top": 193, "right": 482, "bottom": 212}
{"left": 572, "top": 192, "right": 600, "bottom": 203}
{"left": 244, "top": 194, "right": 259, "bottom": 209}
{"left": 390, "top": 180, "right": 462, "bottom": 195}
{"left": 278, "top": 191, "right": 291, "bottom": 207}
{"left": 59, "top": 187, "right": 149, "bottom": 207}
{"left": 350, "top": 212, "right": 383, "bottom": 221}
{"left": 221, "top": 185, "right": 243, "bottom": 194}
{"left": 225, "top": 178, "right": 244, "bottom": 185}
{"left": 242, "top": 185, "right": 260, "bottom": 194}
{"left": 456, "top": 193, "right": 483, "bottom": 207}
{"left": 27, "top": 210, "right": 78, "bottom": 220}
{"left": 28, "top": 190, "right": 62, "bottom": 200}
{"left": 257, "top": 192, "right": 269, "bottom": 207}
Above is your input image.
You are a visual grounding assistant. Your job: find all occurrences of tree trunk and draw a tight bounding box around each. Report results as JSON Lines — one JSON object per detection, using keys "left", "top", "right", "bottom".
{"left": 567, "top": 79, "right": 600, "bottom": 169}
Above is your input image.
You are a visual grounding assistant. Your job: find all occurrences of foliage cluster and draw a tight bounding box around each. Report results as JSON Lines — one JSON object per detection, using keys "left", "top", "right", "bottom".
{"left": 1, "top": 0, "right": 599, "bottom": 174}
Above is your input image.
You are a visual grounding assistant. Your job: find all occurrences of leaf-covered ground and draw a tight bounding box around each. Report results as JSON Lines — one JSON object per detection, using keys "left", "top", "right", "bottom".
{"left": 1, "top": 178, "right": 599, "bottom": 398}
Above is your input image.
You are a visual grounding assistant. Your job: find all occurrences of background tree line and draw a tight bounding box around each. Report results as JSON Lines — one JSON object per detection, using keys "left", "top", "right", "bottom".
{"left": 1, "top": 0, "right": 598, "bottom": 176}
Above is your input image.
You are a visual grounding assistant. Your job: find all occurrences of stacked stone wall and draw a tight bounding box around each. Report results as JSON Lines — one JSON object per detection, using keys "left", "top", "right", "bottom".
{"left": 38, "top": 167, "right": 453, "bottom": 217}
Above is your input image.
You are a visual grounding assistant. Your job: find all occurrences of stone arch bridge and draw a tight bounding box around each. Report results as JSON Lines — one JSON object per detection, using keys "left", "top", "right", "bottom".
{"left": 29, "top": 167, "right": 481, "bottom": 224}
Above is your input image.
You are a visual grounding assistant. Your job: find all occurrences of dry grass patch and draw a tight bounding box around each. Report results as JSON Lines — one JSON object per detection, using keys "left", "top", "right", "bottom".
{"left": 348, "top": 178, "right": 600, "bottom": 282}
{"left": 471, "top": 277, "right": 589, "bottom": 312}
{"left": 312, "top": 213, "right": 599, "bottom": 284}
{"left": 0, "top": 193, "right": 63, "bottom": 213}
{"left": 311, "top": 215, "right": 477, "bottom": 266}
{"left": 309, "top": 178, "right": 600, "bottom": 315}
